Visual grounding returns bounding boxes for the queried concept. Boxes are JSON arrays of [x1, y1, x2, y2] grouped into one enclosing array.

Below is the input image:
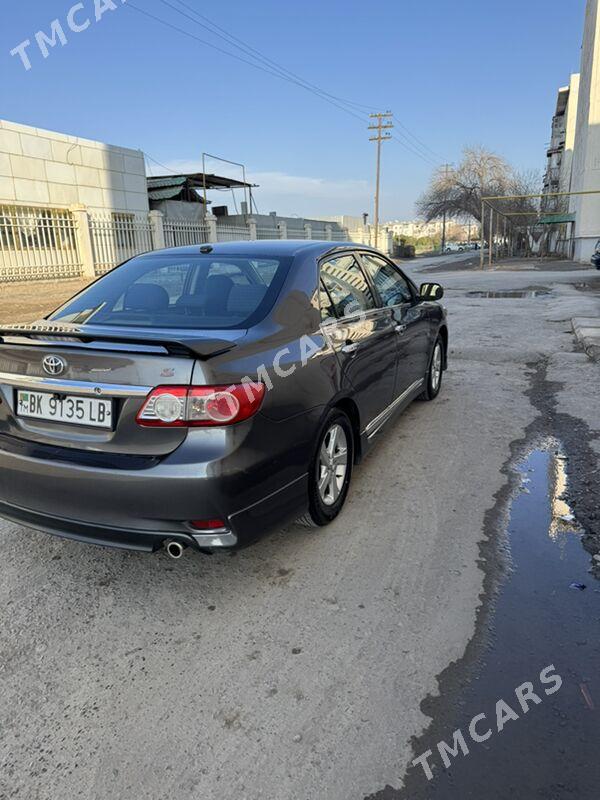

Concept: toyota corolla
[[0, 241, 447, 557]]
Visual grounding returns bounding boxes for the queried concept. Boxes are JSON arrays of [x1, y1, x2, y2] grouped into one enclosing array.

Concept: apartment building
[[569, 0, 600, 261], [547, 1, 600, 262], [543, 75, 580, 196]]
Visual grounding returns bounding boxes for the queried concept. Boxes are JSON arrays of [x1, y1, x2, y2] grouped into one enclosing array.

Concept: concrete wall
[[224, 212, 346, 236], [571, 0, 600, 262], [313, 215, 365, 230], [0, 119, 148, 214]]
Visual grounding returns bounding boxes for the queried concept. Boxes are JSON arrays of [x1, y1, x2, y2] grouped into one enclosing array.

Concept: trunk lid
[[0, 322, 243, 457]]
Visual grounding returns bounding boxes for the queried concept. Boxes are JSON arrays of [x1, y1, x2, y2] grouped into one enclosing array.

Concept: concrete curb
[[572, 317, 600, 361]]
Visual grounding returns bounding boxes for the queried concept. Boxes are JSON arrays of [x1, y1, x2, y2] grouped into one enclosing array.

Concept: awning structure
[[147, 173, 257, 204], [538, 213, 576, 225]]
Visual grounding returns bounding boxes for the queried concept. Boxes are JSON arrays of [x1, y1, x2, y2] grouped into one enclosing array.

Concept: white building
[[313, 215, 367, 231], [568, 0, 600, 262], [381, 219, 477, 241], [543, 76, 580, 196], [561, 74, 580, 193], [382, 220, 440, 238], [0, 118, 355, 284], [0, 119, 148, 214]]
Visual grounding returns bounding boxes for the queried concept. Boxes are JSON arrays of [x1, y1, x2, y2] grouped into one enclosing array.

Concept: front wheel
[[298, 410, 353, 528], [419, 337, 444, 401]]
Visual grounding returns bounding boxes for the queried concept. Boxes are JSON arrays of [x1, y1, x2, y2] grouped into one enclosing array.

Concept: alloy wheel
[[431, 342, 442, 392], [317, 424, 349, 506]]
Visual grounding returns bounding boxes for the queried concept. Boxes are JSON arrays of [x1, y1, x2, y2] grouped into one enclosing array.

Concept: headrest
[[124, 283, 170, 312]]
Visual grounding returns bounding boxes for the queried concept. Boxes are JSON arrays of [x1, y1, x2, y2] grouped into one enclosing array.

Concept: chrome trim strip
[[191, 530, 238, 548], [229, 472, 309, 519], [364, 379, 424, 438], [0, 372, 152, 398], [0, 337, 169, 355]]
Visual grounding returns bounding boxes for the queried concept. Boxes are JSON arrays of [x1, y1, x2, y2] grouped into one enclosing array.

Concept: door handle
[[341, 342, 359, 355], [395, 324, 407, 334]]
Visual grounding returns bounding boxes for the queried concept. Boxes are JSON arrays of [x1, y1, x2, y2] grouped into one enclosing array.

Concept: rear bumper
[[0, 498, 210, 552], [0, 471, 308, 553], [0, 419, 314, 552]]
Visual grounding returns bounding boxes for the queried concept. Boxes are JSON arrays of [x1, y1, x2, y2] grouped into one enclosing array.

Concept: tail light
[[189, 518, 226, 530], [136, 383, 265, 427]]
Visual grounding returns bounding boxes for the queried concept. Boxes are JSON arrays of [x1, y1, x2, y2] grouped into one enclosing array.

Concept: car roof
[[142, 240, 384, 259]]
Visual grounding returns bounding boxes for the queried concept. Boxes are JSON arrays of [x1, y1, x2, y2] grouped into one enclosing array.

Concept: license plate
[[16, 390, 113, 429]]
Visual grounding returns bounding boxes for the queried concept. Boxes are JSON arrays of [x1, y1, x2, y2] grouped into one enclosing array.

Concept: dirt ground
[[0, 278, 91, 324]]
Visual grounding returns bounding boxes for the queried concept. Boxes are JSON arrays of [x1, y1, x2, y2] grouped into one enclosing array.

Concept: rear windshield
[[50, 253, 292, 330]]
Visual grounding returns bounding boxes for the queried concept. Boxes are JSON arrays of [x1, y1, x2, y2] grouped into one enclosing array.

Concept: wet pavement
[[2, 265, 600, 799], [366, 443, 600, 799], [466, 288, 552, 298]]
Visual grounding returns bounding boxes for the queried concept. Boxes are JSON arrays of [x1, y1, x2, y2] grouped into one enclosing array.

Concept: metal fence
[[0, 204, 81, 283], [0, 206, 352, 284], [164, 218, 209, 248], [90, 213, 154, 275], [256, 227, 282, 239], [216, 224, 252, 242]]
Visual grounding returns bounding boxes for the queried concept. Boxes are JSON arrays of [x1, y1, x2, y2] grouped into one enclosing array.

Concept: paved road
[[1, 264, 599, 799]]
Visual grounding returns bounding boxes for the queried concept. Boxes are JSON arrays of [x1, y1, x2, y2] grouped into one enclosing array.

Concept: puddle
[[572, 281, 600, 293], [467, 288, 552, 298], [376, 443, 600, 799]]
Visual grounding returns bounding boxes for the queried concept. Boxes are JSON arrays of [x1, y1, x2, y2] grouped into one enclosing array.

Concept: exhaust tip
[[165, 539, 187, 560]]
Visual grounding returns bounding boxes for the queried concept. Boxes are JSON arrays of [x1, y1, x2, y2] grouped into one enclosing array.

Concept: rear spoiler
[[0, 324, 237, 359]]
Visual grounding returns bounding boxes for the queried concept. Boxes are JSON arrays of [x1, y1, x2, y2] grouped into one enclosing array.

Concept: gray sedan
[[0, 241, 447, 557]]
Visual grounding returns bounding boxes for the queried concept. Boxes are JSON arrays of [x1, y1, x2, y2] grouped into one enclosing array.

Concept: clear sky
[[1, 0, 587, 220]]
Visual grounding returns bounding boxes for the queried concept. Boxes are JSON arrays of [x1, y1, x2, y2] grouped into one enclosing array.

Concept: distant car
[[443, 243, 464, 253], [592, 241, 600, 269], [0, 241, 448, 558]]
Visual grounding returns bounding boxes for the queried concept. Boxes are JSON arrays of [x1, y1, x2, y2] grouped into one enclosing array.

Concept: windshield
[[50, 253, 292, 330]]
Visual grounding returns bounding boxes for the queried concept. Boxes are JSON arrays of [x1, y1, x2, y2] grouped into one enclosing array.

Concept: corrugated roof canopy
[[148, 185, 189, 201], [147, 173, 256, 191]]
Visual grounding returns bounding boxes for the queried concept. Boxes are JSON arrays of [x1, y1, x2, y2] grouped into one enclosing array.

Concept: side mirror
[[419, 282, 444, 301]]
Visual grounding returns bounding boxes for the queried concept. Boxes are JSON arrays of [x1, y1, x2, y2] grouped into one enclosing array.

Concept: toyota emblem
[[42, 355, 66, 376]]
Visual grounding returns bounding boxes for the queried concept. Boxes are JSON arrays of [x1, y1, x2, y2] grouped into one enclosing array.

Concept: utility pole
[[369, 112, 393, 249], [480, 199, 485, 269], [439, 163, 454, 254], [489, 207, 494, 268]]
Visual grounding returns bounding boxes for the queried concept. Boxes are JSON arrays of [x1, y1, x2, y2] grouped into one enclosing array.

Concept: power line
[[391, 132, 439, 167], [167, 0, 442, 165], [393, 114, 443, 162], [165, 0, 376, 115], [163, 0, 441, 165], [126, 2, 367, 125], [144, 152, 174, 174], [126, 1, 445, 167]]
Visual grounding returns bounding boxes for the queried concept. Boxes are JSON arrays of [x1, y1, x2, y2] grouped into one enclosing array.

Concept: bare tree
[[416, 147, 514, 227]]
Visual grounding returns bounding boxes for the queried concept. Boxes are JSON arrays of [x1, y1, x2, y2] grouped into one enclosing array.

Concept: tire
[[297, 409, 354, 528], [419, 336, 444, 401]]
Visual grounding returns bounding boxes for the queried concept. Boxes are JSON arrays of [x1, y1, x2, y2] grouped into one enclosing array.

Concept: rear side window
[[320, 254, 376, 319], [359, 253, 414, 306], [50, 254, 291, 330]]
